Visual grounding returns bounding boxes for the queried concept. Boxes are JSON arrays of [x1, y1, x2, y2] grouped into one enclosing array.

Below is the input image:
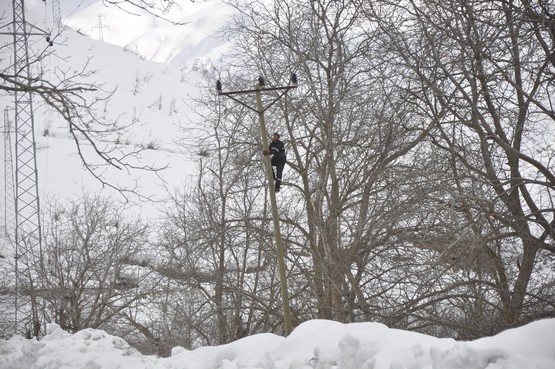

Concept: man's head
[[272, 132, 280, 141]]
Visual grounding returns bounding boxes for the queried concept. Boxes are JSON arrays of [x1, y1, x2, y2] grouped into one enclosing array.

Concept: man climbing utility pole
[[262, 132, 286, 193], [216, 74, 297, 334]]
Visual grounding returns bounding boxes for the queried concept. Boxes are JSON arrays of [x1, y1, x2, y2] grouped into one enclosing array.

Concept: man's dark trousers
[[271, 156, 286, 191]]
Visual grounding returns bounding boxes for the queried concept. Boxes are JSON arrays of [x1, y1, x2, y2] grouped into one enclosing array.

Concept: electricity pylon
[[11, 0, 43, 262], [92, 15, 107, 41], [51, 0, 61, 27], [217, 74, 297, 335], [0, 0, 51, 337]]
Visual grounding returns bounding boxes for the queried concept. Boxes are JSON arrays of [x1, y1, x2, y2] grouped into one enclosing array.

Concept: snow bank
[[1, 319, 554, 369]]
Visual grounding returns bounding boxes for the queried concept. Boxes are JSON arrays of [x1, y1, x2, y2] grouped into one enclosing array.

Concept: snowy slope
[[62, 0, 233, 68], [1, 318, 554, 369], [1, 0, 233, 222]]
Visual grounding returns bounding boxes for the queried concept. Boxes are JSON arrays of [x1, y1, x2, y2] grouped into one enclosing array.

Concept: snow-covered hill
[[63, 0, 233, 67], [0, 0, 233, 222]]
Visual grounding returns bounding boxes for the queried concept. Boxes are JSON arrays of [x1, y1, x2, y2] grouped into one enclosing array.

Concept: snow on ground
[[0, 319, 554, 369]]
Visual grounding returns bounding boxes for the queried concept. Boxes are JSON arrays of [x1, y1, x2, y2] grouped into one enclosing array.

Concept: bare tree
[[364, 0, 555, 334], [224, 0, 438, 323], [99, 0, 188, 19], [39, 194, 153, 333], [518, 0, 555, 69], [128, 84, 286, 346]]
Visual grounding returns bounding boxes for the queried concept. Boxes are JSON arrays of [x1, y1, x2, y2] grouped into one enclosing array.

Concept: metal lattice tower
[[51, 0, 61, 27], [11, 0, 43, 253], [11, 0, 44, 337], [93, 15, 107, 41]]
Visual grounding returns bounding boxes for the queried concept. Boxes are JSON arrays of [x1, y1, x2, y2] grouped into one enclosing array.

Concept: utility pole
[[217, 74, 297, 335]]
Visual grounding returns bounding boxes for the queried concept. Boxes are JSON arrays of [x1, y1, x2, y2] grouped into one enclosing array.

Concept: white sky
[[59, 0, 97, 18]]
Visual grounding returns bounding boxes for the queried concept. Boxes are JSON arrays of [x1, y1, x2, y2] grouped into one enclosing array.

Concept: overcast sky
[[59, 0, 97, 18]]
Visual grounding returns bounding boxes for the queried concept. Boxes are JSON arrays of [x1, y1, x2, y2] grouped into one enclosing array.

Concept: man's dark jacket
[[269, 140, 286, 163]]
